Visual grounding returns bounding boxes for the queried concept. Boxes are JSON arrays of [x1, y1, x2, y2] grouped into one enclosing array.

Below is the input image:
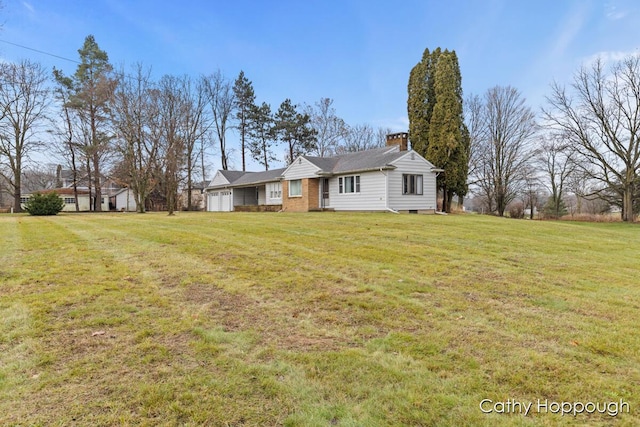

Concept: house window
[[268, 182, 282, 200], [20, 197, 29, 204], [64, 197, 75, 204], [289, 179, 302, 197], [338, 175, 360, 194], [403, 174, 423, 195]]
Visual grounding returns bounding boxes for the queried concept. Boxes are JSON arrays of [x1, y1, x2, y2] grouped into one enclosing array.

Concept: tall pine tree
[[233, 71, 255, 171], [408, 48, 467, 212], [54, 35, 116, 211], [274, 99, 317, 164], [247, 102, 276, 170]]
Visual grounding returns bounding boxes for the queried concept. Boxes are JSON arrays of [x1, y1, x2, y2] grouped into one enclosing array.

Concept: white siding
[[327, 171, 387, 211], [266, 182, 282, 205], [209, 171, 231, 187], [387, 151, 438, 211], [282, 157, 321, 180], [115, 189, 137, 211]]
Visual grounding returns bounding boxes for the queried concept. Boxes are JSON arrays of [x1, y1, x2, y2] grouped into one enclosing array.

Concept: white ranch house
[[205, 133, 443, 213]]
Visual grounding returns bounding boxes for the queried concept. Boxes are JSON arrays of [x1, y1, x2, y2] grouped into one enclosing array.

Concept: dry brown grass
[[1, 212, 639, 425]]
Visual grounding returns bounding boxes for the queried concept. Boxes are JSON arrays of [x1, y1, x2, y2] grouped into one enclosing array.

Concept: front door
[[322, 178, 330, 208]]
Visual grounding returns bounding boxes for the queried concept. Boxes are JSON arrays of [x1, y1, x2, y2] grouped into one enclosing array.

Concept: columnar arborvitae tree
[[233, 71, 255, 171], [407, 47, 441, 156], [409, 48, 467, 212]]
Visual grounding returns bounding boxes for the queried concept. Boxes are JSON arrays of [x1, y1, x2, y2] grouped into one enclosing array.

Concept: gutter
[[315, 164, 397, 177]]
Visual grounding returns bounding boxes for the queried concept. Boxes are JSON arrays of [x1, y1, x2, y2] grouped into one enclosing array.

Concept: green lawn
[[0, 212, 638, 426]]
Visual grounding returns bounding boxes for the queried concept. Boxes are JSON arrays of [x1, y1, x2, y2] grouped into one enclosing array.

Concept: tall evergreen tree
[[428, 52, 461, 212], [274, 99, 317, 163], [233, 71, 255, 171], [54, 35, 116, 211], [407, 47, 441, 156], [247, 102, 276, 170], [408, 48, 468, 212]]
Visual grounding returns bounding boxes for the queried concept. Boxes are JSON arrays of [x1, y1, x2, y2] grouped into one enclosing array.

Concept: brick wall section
[[307, 179, 319, 210], [282, 178, 319, 212]]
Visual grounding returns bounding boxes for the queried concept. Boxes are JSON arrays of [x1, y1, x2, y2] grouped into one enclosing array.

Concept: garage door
[[220, 191, 231, 211], [208, 191, 232, 211]]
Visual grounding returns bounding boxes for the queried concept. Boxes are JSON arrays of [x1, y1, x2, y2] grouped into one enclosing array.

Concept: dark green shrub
[[23, 192, 65, 216], [542, 197, 568, 219]]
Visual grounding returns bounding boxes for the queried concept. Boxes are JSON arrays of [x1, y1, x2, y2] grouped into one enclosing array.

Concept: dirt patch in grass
[[184, 282, 349, 352]]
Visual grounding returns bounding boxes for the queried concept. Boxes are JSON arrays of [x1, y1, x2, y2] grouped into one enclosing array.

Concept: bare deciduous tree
[[110, 64, 158, 213], [473, 86, 537, 216], [336, 124, 385, 153], [181, 76, 210, 211], [0, 60, 50, 212], [544, 55, 640, 222], [305, 98, 348, 157], [156, 75, 186, 215], [203, 71, 234, 171], [537, 133, 576, 218]]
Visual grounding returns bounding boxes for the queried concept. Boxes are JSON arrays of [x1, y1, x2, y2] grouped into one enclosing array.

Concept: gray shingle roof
[[209, 168, 287, 188], [231, 168, 287, 186], [304, 146, 404, 174], [218, 170, 246, 183], [207, 146, 427, 190]]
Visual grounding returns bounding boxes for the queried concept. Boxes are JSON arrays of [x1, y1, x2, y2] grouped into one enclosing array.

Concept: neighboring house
[[205, 133, 443, 213], [179, 181, 208, 211], [113, 187, 138, 212], [21, 188, 109, 212]]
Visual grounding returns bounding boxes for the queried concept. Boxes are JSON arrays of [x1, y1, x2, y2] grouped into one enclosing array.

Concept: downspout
[[381, 167, 398, 214]]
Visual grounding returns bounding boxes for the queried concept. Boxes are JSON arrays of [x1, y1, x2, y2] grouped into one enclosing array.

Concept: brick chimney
[[386, 132, 408, 151]]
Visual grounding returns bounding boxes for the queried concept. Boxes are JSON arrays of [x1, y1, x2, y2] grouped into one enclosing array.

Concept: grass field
[[0, 212, 638, 426]]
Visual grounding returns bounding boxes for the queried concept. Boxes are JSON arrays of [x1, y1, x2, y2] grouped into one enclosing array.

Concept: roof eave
[[321, 165, 397, 176]]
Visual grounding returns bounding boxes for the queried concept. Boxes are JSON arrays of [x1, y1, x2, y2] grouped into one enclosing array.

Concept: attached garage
[[207, 190, 233, 212]]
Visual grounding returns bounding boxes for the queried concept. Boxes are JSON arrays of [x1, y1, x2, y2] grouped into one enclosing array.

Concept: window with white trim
[[268, 182, 282, 199], [402, 174, 423, 195], [338, 175, 360, 193], [64, 197, 75, 204], [288, 179, 302, 197]]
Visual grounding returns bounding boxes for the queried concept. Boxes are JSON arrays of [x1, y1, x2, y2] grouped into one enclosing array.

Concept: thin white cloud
[[22, 1, 34, 13], [605, 1, 629, 20], [549, 3, 590, 59], [583, 49, 640, 67]]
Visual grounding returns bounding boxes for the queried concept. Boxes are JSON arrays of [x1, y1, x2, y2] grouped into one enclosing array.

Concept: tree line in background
[[0, 35, 391, 213], [408, 47, 640, 222], [3, 35, 639, 221]]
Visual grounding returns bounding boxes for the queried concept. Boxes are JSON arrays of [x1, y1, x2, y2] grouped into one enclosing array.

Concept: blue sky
[[1, 0, 639, 170]]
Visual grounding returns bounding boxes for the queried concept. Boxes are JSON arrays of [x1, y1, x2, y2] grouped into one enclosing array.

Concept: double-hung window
[[402, 174, 423, 195], [338, 175, 360, 194], [268, 182, 282, 199]]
